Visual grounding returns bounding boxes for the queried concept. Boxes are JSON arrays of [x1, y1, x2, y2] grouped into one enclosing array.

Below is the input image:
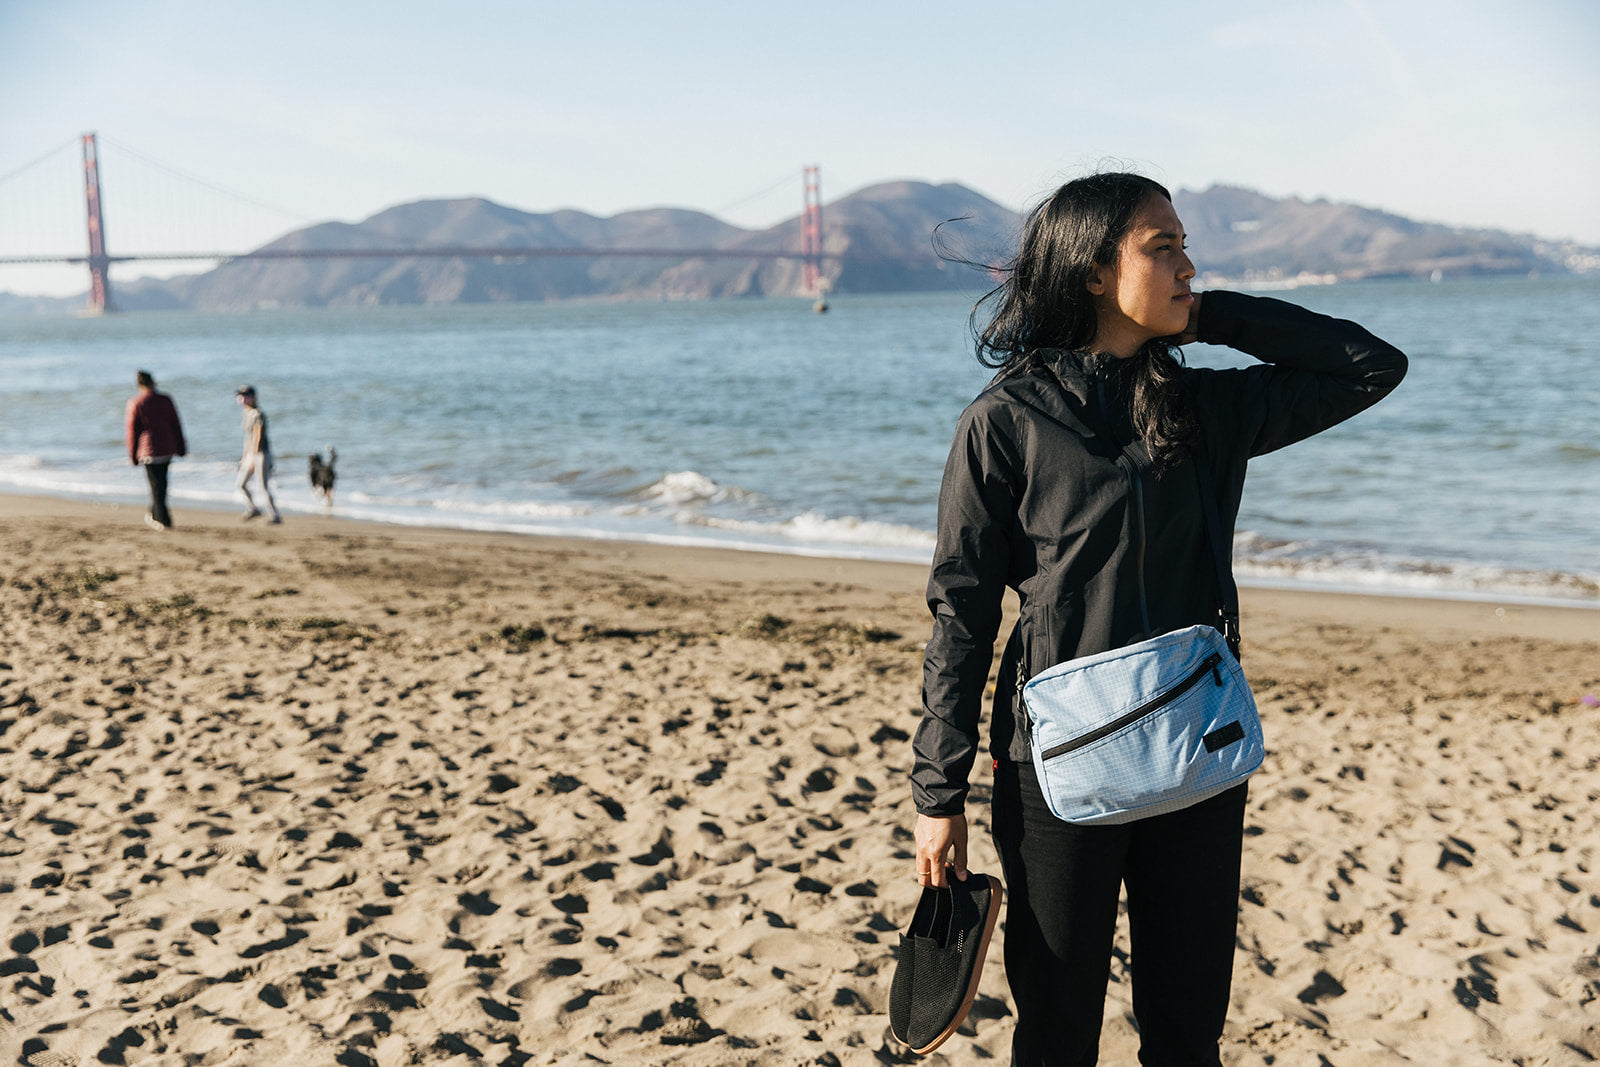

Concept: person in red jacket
[[125, 370, 187, 530]]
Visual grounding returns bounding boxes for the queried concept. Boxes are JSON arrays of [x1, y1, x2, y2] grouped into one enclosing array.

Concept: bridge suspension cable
[[0, 137, 81, 189], [97, 135, 315, 225], [713, 168, 806, 219], [0, 138, 84, 258], [94, 136, 319, 270]]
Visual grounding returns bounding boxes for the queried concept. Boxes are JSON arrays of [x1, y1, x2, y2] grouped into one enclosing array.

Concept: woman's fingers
[[913, 813, 968, 887], [950, 836, 970, 882], [916, 832, 945, 887]]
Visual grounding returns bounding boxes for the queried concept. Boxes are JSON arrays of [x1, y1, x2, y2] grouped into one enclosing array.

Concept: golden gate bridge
[[0, 134, 832, 314]]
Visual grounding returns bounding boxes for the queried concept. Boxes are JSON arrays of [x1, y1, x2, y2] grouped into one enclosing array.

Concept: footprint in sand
[[630, 831, 673, 866], [560, 988, 599, 1012], [869, 723, 909, 746], [458, 890, 499, 916], [1296, 970, 1347, 1005], [810, 726, 859, 759], [478, 996, 520, 1022], [1453, 957, 1499, 1009], [591, 793, 626, 821], [802, 766, 837, 795], [366, 986, 418, 1013], [1436, 836, 1475, 870], [238, 927, 308, 959], [552, 893, 588, 915]]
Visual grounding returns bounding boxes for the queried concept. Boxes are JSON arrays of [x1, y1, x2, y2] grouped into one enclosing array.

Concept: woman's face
[[1086, 194, 1196, 358]]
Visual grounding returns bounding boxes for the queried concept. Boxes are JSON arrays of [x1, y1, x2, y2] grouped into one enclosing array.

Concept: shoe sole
[[908, 873, 1003, 1055]]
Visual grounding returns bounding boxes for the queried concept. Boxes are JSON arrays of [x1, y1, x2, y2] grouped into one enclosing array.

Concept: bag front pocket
[[1039, 652, 1222, 762]]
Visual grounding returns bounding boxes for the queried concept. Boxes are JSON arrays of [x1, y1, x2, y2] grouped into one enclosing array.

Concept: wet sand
[[2, 494, 1597, 1065]]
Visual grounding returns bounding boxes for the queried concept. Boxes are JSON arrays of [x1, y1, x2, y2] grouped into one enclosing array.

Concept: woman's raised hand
[[1173, 291, 1203, 346]]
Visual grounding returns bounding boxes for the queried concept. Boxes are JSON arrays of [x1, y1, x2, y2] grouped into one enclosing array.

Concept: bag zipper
[[1037, 651, 1223, 761]]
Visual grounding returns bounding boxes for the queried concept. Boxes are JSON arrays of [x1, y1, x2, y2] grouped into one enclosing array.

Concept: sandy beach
[[1, 494, 1597, 1066]]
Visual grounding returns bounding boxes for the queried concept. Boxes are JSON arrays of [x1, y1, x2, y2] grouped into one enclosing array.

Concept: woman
[[235, 385, 281, 524], [911, 173, 1406, 1064]]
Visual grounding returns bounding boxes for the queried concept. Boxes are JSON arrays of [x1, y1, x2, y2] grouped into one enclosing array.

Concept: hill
[[6, 181, 1597, 313], [0, 291, 81, 316], [1174, 185, 1599, 284], [110, 182, 1018, 312]]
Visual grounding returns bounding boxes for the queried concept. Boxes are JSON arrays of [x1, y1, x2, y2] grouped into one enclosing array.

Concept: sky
[[2, 0, 1598, 296]]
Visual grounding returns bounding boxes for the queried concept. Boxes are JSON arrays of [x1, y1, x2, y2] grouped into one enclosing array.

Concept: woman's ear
[[1085, 264, 1109, 297]]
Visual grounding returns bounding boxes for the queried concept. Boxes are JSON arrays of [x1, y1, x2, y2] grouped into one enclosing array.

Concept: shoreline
[[3, 491, 1599, 1062], [5, 487, 1598, 623]]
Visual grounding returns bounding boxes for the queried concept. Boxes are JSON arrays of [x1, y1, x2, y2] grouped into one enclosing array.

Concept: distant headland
[[3, 181, 1595, 315]]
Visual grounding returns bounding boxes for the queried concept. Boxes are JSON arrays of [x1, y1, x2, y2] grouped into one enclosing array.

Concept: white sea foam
[[1232, 530, 1600, 605], [341, 491, 592, 519], [641, 470, 721, 505], [636, 470, 755, 508], [0, 458, 146, 500], [443, 499, 593, 519], [698, 509, 937, 551]]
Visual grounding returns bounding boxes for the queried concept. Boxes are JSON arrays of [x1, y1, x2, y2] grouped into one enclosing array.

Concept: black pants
[[144, 460, 172, 527], [992, 758, 1247, 1066]]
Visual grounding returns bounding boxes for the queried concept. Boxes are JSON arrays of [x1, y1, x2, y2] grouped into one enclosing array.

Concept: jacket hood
[[984, 349, 1137, 443], [1048, 348, 1139, 391]]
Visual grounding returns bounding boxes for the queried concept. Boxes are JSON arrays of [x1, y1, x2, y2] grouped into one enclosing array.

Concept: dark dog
[[308, 447, 337, 506]]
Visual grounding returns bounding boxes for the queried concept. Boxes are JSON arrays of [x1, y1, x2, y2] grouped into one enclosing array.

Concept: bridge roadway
[[0, 245, 860, 266]]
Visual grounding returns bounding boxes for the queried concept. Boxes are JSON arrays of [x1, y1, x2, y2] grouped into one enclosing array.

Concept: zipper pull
[[1209, 655, 1223, 687]]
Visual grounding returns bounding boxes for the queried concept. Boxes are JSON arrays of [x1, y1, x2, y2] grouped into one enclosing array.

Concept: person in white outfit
[[235, 385, 280, 523]]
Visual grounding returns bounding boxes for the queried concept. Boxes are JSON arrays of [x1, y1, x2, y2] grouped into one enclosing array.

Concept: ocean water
[[1, 276, 1595, 604]]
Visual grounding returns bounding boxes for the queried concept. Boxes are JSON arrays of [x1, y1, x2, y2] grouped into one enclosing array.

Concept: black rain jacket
[[912, 290, 1408, 816]]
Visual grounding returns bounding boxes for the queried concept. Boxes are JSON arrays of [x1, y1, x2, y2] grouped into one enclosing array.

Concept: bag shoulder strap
[[1191, 440, 1242, 660]]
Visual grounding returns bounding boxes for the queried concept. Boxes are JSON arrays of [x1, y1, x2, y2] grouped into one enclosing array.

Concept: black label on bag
[[1203, 721, 1245, 753]]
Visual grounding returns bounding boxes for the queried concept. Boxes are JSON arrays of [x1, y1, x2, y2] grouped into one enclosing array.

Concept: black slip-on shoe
[[888, 872, 1002, 1055]]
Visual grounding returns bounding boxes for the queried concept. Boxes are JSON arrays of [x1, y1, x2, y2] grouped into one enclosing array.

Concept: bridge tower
[[82, 132, 114, 314], [800, 165, 823, 295]]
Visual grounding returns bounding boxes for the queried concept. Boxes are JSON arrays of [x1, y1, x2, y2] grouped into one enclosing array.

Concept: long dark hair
[[972, 172, 1198, 468]]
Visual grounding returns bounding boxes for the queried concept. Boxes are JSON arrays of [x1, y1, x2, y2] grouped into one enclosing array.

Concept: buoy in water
[[813, 298, 829, 313]]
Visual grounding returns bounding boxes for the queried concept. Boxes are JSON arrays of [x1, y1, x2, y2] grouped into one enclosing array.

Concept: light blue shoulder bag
[[1021, 441, 1263, 824]]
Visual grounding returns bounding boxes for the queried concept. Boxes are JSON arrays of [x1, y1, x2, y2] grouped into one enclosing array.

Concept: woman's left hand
[[1169, 291, 1203, 346]]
